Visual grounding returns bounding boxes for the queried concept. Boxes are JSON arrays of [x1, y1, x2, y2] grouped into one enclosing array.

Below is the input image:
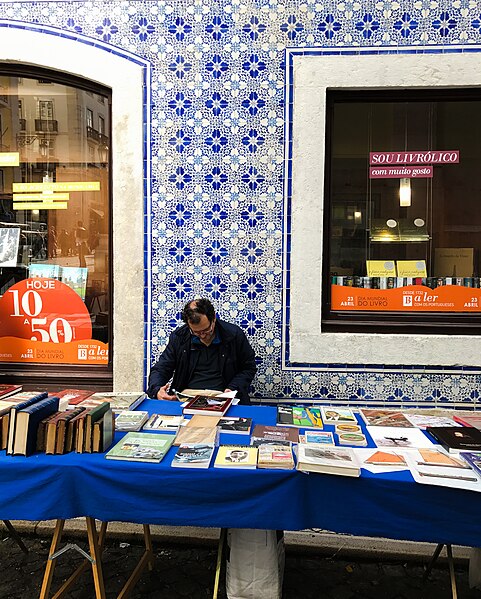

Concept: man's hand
[[157, 384, 177, 400], [224, 389, 232, 393]]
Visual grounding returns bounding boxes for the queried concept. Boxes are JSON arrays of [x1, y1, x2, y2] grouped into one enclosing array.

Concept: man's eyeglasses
[[189, 320, 215, 338]]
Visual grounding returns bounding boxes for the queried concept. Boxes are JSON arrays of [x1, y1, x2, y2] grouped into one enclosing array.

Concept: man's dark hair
[[182, 298, 215, 325]]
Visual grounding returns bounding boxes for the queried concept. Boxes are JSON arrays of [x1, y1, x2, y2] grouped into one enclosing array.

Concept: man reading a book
[[147, 298, 256, 404]]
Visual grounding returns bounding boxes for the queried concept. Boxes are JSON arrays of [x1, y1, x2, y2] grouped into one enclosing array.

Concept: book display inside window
[[325, 89, 481, 331]]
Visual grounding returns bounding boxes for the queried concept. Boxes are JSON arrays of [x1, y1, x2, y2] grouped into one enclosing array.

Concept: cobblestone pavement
[[0, 533, 480, 599]]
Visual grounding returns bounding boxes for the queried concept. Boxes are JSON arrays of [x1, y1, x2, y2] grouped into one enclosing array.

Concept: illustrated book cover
[[54, 389, 95, 406], [115, 410, 149, 432], [426, 426, 481, 454], [298, 431, 334, 446], [214, 445, 258, 469], [460, 452, 481, 478], [218, 417, 252, 435], [186, 414, 221, 428], [89, 392, 146, 413], [143, 414, 186, 430], [276, 406, 323, 429], [320, 407, 357, 424], [296, 445, 360, 477], [359, 409, 413, 428], [367, 426, 435, 450], [171, 444, 215, 468], [59, 266, 88, 300], [453, 413, 481, 430], [403, 413, 460, 430], [0, 227, 20, 267], [173, 426, 219, 447], [105, 432, 174, 463], [251, 424, 298, 444], [182, 395, 232, 416], [336, 432, 368, 447], [362, 450, 407, 466], [257, 444, 294, 470], [29, 263, 61, 279]]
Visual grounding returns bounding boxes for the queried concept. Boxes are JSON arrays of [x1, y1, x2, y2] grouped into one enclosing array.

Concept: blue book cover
[[6, 391, 48, 454], [12, 396, 60, 456]]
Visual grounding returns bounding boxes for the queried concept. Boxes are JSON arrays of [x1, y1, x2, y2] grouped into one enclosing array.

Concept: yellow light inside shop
[[13, 181, 100, 193], [0, 152, 20, 166], [13, 202, 68, 210]]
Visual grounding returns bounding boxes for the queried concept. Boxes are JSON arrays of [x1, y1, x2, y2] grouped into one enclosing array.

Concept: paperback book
[[276, 406, 323, 429], [251, 424, 298, 444], [359, 409, 413, 428], [143, 414, 186, 430], [29, 263, 61, 279], [460, 452, 481, 478], [336, 432, 368, 447], [218, 417, 252, 435], [298, 431, 335, 446], [60, 266, 88, 300], [115, 410, 149, 432], [182, 395, 232, 416], [320, 407, 357, 424], [257, 444, 294, 470], [171, 444, 215, 469], [88, 392, 146, 413], [173, 426, 219, 447], [403, 413, 460, 430], [105, 432, 174, 463], [296, 445, 360, 477], [214, 445, 258, 469], [405, 451, 481, 490], [362, 450, 407, 466], [335, 423, 362, 434], [453, 413, 481, 430], [367, 426, 435, 450]]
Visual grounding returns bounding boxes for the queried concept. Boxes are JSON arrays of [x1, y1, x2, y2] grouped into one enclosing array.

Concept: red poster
[[331, 284, 481, 312], [0, 279, 108, 364]]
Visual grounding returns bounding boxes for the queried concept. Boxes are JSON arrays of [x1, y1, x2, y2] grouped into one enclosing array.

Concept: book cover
[[6, 391, 49, 455], [106, 432, 174, 463], [404, 413, 460, 430], [214, 445, 258, 469], [336, 432, 367, 447], [251, 424, 298, 444], [144, 414, 186, 430], [60, 266, 88, 300], [276, 406, 323, 429], [426, 426, 481, 454], [182, 395, 232, 416], [37, 411, 60, 452], [115, 410, 149, 432], [363, 450, 407, 466], [296, 445, 360, 477], [218, 417, 252, 435], [44, 411, 66, 454], [186, 415, 221, 428], [54, 389, 95, 406], [13, 396, 60, 456], [89, 392, 146, 413], [321, 407, 357, 424], [29, 263, 61, 279], [257, 444, 294, 470], [416, 448, 468, 468], [359, 409, 413, 428], [67, 409, 88, 453], [0, 227, 20, 267], [460, 452, 481, 478], [367, 426, 435, 450], [171, 444, 215, 468], [453, 413, 481, 430], [302, 431, 335, 446], [174, 426, 219, 447], [334, 423, 362, 434], [250, 438, 292, 448], [55, 407, 86, 454], [0, 384, 22, 399], [93, 410, 115, 453]]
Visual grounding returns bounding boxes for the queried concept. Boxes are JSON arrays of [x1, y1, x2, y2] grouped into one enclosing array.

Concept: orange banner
[[331, 284, 481, 312], [0, 278, 108, 364]]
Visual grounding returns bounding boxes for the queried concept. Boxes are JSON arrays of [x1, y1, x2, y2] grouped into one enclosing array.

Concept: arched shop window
[[0, 67, 112, 390], [323, 89, 481, 335]]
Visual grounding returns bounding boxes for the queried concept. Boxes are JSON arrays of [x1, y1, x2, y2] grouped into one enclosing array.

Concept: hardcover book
[[105, 432, 174, 463], [12, 396, 60, 456], [88, 392, 146, 413], [54, 389, 95, 406], [296, 445, 360, 477], [426, 426, 481, 454], [143, 414, 186, 431], [359, 409, 413, 428], [214, 445, 258, 469], [218, 417, 252, 435], [55, 407, 86, 454], [44, 411, 68, 454], [0, 384, 22, 399], [84, 402, 111, 453], [276, 406, 323, 429], [171, 444, 215, 469], [320, 407, 357, 424], [182, 395, 232, 416], [6, 391, 49, 455], [115, 410, 149, 432], [92, 410, 115, 453], [257, 444, 294, 470], [336, 432, 368, 447], [250, 438, 292, 449], [251, 424, 298, 444]]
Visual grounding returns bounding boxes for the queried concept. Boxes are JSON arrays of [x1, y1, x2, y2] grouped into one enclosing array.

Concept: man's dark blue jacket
[[147, 319, 256, 404]]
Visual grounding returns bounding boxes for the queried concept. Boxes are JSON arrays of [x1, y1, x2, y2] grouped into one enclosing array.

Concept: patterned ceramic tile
[[1, 0, 481, 404]]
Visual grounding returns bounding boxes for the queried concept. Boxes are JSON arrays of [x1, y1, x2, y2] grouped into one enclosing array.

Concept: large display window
[[0, 67, 111, 387], [324, 89, 481, 333]]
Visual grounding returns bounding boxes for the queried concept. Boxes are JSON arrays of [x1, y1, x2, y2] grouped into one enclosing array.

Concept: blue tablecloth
[[1, 399, 480, 547]]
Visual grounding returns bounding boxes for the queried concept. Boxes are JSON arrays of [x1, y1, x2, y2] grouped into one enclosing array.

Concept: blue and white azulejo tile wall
[[1, 0, 481, 405]]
